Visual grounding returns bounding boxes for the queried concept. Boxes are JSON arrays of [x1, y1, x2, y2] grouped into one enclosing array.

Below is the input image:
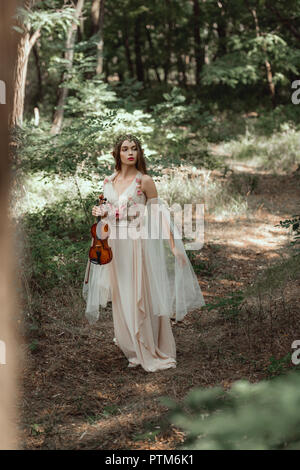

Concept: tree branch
[[29, 28, 41, 49]]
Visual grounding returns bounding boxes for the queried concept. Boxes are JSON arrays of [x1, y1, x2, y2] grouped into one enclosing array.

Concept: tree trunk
[[193, 0, 205, 86], [164, 0, 176, 83], [96, 0, 105, 75], [245, 0, 276, 108], [177, 54, 187, 87], [215, 0, 227, 58], [134, 15, 144, 83], [0, 0, 19, 450], [145, 26, 161, 83], [122, 20, 134, 78], [11, 31, 31, 128], [10, 0, 41, 128], [51, 0, 85, 135], [91, 0, 101, 34], [32, 43, 42, 105]]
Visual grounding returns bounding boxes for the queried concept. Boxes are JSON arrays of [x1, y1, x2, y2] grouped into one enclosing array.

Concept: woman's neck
[[116, 166, 139, 179]]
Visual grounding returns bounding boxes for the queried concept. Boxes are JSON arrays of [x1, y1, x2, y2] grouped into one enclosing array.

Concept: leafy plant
[[275, 214, 300, 253], [203, 290, 245, 319], [161, 370, 300, 449], [266, 353, 295, 377], [101, 405, 119, 418]]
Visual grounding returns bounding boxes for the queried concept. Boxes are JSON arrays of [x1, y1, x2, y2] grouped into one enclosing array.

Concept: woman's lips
[[128, 157, 134, 160]]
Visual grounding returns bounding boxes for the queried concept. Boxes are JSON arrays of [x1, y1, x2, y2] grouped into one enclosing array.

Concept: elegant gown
[[82, 170, 205, 372]]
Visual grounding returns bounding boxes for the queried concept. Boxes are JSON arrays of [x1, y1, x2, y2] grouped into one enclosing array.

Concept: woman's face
[[119, 140, 138, 167]]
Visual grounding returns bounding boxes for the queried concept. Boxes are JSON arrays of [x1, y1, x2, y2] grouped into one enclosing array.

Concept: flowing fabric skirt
[[108, 235, 177, 372]]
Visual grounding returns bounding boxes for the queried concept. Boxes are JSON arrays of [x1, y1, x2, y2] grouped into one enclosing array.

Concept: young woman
[[83, 134, 205, 372]]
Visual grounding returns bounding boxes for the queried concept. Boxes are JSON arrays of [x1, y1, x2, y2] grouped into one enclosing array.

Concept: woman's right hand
[[92, 205, 107, 217]]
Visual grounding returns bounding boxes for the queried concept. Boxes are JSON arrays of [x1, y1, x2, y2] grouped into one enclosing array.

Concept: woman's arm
[[140, 174, 158, 200], [140, 175, 175, 252]]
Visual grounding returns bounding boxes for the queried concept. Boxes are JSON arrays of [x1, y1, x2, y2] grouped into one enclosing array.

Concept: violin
[[85, 194, 113, 284]]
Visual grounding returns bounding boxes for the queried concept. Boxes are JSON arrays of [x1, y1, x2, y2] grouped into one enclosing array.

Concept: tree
[[92, 0, 106, 76], [51, 0, 85, 135], [0, 0, 19, 450], [244, 0, 276, 108], [10, 0, 77, 129], [10, 0, 41, 128]]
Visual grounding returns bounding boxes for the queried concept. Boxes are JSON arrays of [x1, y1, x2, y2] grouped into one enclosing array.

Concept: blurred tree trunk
[[92, 0, 106, 75], [177, 54, 187, 87], [193, 0, 205, 87], [0, 0, 19, 450], [91, 0, 100, 34], [163, 0, 173, 83], [215, 0, 227, 58], [134, 14, 144, 83], [122, 19, 134, 78], [10, 0, 41, 128], [51, 0, 85, 135], [32, 43, 42, 106], [145, 26, 161, 83], [244, 0, 276, 108], [96, 0, 105, 75]]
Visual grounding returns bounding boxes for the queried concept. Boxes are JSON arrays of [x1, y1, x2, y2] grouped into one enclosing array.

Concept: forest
[[1, 0, 300, 451]]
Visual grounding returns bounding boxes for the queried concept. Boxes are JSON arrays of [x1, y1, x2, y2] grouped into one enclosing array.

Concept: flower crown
[[114, 133, 142, 148]]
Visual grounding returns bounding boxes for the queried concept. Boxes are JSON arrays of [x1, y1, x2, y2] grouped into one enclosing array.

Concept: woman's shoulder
[[140, 173, 158, 198], [140, 173, 155, 184], [103, 172, 116, 185]]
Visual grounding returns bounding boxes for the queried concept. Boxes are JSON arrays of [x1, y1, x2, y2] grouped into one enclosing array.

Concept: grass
[[219, 124, 300, 173]]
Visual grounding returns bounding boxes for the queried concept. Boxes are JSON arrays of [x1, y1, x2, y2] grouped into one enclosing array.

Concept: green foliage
[[15, 115, 114, 177], [152, 87, 212, 129], [248, 34, 300, 77], [252, 105, 300, 137], [201, 52, 259, 88], [203, 290, 245, 319], [14, 3, 77, 37], [111, 78, 148, 112], [275, 215, 300, 253], [132, 421, 162, 442], [21, 194, 95, 291], [186, 252, 213, 276], [28, 339, 39, 352], [161, 371, 300, 449], [266, 353, 296, 378], [101, 405, 119, 418]]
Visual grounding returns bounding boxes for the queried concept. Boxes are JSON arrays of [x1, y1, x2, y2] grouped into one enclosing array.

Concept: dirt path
[[20, 164, 300, 450]]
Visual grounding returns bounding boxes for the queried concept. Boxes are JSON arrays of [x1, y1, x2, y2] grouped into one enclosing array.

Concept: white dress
[[82, 170, 205, 372]]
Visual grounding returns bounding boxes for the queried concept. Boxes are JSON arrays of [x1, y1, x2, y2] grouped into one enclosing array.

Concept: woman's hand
[[171, 246, 187, 267], [92, 205, 107, 217]]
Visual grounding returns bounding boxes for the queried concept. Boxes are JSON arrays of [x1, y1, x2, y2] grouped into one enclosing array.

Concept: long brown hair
[[112, 134, 148, 175]]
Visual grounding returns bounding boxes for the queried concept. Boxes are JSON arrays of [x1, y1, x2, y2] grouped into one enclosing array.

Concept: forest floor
[[19, 159, 300, 450]]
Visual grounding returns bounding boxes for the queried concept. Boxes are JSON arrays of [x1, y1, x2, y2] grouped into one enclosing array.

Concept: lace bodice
[[102, 171, 147, 225]]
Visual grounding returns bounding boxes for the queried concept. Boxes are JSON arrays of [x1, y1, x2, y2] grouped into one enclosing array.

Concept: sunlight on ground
[[207, 210, 291, 260]]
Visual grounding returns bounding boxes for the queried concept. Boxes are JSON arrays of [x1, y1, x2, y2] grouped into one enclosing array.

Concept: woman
[[83, 134, 205, 372]]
